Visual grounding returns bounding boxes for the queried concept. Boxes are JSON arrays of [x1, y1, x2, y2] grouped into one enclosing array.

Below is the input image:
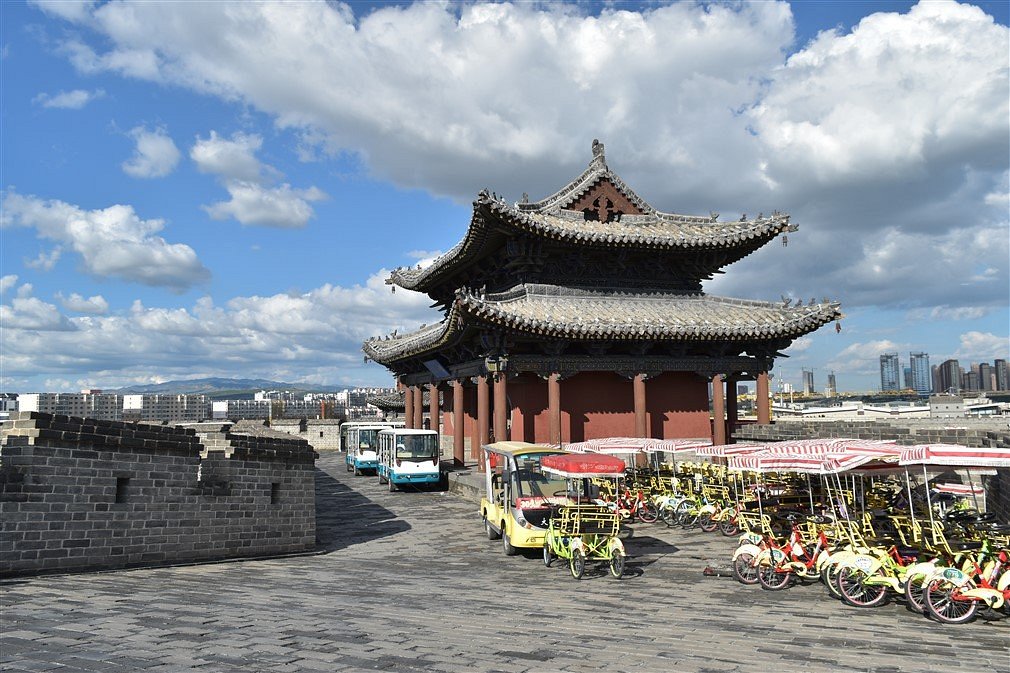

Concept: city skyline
[[3, 1, 1008, 395]]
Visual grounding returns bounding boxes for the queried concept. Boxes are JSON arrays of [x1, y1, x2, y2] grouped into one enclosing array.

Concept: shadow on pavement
[[314, 467, 411, 553]]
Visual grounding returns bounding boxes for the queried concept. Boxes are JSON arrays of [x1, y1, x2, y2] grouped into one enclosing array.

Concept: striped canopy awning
[[696, 442, 765, 457], [934, 482, 985, 496], [565, 437, 710, 454], [899, 444, 1010, 468], [728, 452, 832, 474]]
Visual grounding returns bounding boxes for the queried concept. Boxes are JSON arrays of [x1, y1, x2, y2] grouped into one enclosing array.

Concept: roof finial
[[590, 138, 607, 169]]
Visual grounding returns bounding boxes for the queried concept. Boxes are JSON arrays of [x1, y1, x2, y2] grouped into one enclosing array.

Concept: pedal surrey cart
[[540, 452, 628, 580]]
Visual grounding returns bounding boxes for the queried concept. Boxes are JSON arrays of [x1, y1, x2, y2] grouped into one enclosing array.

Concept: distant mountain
[[112, 377, 335, 395]]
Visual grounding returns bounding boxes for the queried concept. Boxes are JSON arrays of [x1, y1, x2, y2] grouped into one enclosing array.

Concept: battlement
[[1, 412, 317, 576]]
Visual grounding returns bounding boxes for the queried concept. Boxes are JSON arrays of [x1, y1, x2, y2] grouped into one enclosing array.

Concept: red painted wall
[[500, 370, 711, 443], [645, 371, 711, 439]]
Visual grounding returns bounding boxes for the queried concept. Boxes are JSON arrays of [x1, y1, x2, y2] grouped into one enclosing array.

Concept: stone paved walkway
[[2, 453, 1007, 672]]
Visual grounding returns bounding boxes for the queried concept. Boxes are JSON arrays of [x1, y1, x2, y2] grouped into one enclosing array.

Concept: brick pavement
[[2, 452, 1007, 673]]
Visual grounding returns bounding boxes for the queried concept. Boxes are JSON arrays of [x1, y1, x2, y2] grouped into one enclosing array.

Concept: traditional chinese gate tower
[[364, 141, 841, 465]]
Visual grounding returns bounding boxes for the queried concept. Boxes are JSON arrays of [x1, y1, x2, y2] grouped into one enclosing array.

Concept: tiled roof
[[388, 142, 795, 293], [363, 284, 842, 365], [365, 390, 434, 411], [389, 195, 794, 292]]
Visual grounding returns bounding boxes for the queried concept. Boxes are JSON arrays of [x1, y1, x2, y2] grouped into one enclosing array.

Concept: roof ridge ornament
[[590, 138, 607, 170]]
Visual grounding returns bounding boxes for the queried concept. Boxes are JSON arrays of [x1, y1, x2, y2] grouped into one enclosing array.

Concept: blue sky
[[1, 0, 1007, 394]]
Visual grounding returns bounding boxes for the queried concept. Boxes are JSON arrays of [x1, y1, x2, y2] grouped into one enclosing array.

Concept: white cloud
[[0, 285, 76, 331], [905, 305, 993, 321], [191, 131, 326, 227], [32, 88, 104, 109], [954, 331, 1009, 361], [1, 269, 436, 388], [826, 339, 905, 376], [191, 131, 266, 182], [784, 337, 812, 354], [24, 247, 62, 271], [36, 1, 1008, 315], [30, 0, 97, 23], [56, 292, 109, 314], [1, 191, 211, 291], [0, 275, 18, 294], [122, 126, 181, 178], [203, 181, 326, 228]]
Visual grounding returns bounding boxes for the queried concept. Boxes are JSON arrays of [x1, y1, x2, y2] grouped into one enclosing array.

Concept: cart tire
[[388, 477, 397, 492], [378, 471, 387, 485], [354, 465, 361, 476], [346, 460, 352, 472], [484, 515, 500, 540], [837, 567, 889, 608], [823, 563, 844, 599], [502, 530, 517, 556], [732, 552, 759, 585], [924, 578, 978, 624], [904, 573, 927, 613], [543, 543, 553, 568], [758, 563, 792, 591], [637, 502, 659, 524], [570, 549, 585, 579], [610, 551, 625, 579], [718, 518, 739, 537]]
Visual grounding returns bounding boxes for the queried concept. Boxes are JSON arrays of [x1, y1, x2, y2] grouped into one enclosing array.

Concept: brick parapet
[[1, 412, 316, 577]]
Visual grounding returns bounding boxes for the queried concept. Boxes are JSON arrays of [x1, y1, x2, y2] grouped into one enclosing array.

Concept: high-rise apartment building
[[996, 359, 1009, 391], [962, 371, 979, 392], [909, 352, 931, 396], [826, 372, 837, 397], [879, 353, 900, 392], [19, 392, 123, 421], [937, 359, 961, 394], [978, 362, 993, 392], [802, 369, 815, 395]]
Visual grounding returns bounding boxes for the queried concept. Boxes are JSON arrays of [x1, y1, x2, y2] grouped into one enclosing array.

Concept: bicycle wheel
[[923, 579, 978, 624], [822, 562, 844, 599], [570, 549, 586, 580], [903, 573, 927, 613], [543, 542, 554, 568], [637, 501, 659, 524], [659, 504, 678, 527], [758, 561, 792, 591], [837, 567, 889, 608], [610, 551, 625, 579], [698, 513, 718, 533], [718, 517, 739, 537], [732, 552, 760, 585]]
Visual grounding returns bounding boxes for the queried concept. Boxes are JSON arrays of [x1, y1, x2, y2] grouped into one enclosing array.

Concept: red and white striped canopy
[[934, 482, 985, 496], [696, 443, 765, 457], [899, 444, 1010, 468], [728, 452, 831, 474], [565, 437, 710, 454]]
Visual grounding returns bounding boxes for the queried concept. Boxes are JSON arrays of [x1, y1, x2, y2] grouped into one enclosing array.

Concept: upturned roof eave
[[386, 194, 794, 294]]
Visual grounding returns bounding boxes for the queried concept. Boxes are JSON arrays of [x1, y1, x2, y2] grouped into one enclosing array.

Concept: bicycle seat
[[806, 515, 832, 525]]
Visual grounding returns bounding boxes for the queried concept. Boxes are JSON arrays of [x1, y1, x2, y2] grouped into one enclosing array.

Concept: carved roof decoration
[[389, 195, 796, 293], [365, 389, 436, 411], [363, 284, 842, 366]]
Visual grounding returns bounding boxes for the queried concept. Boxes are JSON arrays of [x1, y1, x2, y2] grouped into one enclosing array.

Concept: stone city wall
[[732, 419, 1010, 523], [1, 412, 317, 577], [269, 418, 342, 451]]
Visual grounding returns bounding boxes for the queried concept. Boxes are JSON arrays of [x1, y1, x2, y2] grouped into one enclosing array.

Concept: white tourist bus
[[376, 428, 442, 491], [345, 424, 397, 475], [340, 420, 402, 452]]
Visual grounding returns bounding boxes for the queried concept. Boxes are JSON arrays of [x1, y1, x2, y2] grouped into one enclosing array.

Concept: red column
[[428, 383, 439, 433], [633, 373, 647, 438], [757, 372, 771, 425], [477, 375, 489, 472], [548, 373, 561, 446], [726, 376, 738, 440], [452, 380, 464, 466], [493, 375, 508, 443], [712, 374, 726, 446], [404, 386, 415, 429], [413, 385, 424, 431]]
